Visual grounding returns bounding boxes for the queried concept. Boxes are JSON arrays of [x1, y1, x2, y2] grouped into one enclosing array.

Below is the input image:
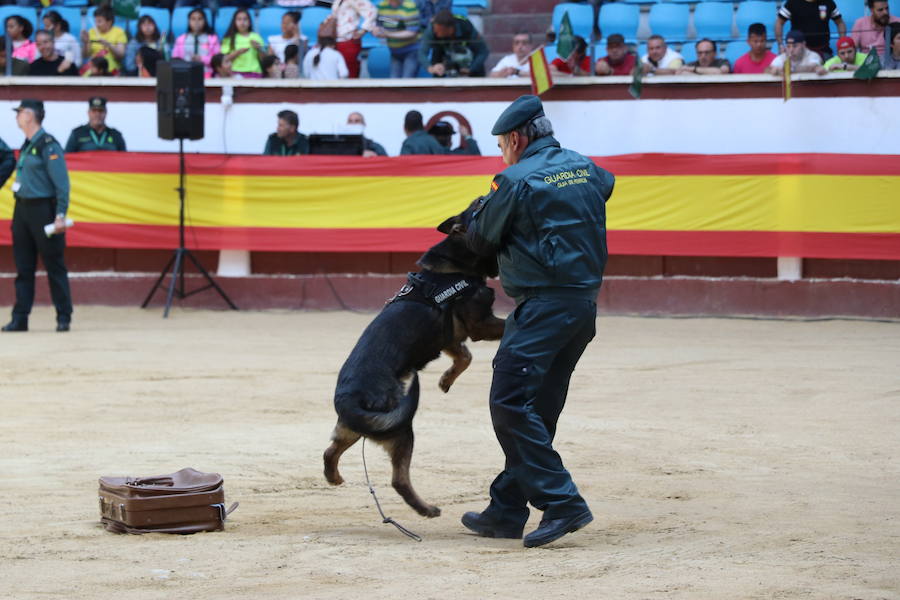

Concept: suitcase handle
[[127, 477, 174, 487]]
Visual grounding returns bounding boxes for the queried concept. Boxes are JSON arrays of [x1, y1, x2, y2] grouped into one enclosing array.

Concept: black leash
[[361, 439, 422, 542]]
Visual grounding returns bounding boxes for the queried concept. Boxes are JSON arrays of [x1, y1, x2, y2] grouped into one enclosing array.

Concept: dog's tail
[[336, 373, 420, 435]]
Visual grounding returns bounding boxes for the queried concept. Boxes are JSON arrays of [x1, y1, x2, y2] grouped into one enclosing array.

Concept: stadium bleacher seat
[[552, 2, 596, 40], [257, 7, 288, 41], [451, 0, 487, 7], [622, 0, 657, 5], [451, 6, 469, 17], [300, 6, 330, 45], [39, 6, 82, 35], [736, 1, 779, 39], [649, 3, 690, 43], [128, 7, 171, 38], [62, 0, 87, 6], [544, 45, 559, 64], [0, 6, 38, 40], [171, 7, 214, 40], [724, 42, 748, 66], [693, 2, 736, 41], [832, 0, 866, 34], [598, 3, 640, 43], [636, 42, 647, 60], [680, 41, 697, 64], [214, 6, 238, 40], [366, 44, 391, 78]]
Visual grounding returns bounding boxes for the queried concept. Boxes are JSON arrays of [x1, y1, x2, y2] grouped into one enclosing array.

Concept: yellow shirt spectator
[[87, 26, 127, 73]]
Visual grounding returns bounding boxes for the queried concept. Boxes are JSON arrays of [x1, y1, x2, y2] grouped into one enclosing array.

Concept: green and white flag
[[113, 0, 139, 20], [853, 48, 881, 80], [629, 61, 643, 99], [557, 12, 574, 60]]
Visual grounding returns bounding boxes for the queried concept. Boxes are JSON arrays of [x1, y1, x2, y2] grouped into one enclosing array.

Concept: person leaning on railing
[[883, 22, 900, 69]]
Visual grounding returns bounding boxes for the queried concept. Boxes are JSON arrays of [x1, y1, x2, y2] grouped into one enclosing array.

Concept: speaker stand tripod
[[141, 139, 238, 318]]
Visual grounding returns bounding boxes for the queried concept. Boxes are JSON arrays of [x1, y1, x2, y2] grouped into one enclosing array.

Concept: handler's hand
[[53, 215, 68, 233]]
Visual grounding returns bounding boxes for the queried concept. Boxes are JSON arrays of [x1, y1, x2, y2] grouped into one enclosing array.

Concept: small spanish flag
[[529, 47, 554, 96], [490, 179, 499, 192]]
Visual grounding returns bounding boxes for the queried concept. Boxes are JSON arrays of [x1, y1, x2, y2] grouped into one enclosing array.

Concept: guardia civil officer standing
[[2, 100, 73, 332], [462, 95, 614, 548]]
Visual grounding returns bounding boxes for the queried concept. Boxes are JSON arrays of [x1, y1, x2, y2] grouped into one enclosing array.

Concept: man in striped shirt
[[374, 0, 422, 77]]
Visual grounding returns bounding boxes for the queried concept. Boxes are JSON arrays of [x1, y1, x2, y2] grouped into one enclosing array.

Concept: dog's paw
[[422, 505, 441, 518], [324, 470, 344, 486], [438, 374, 454, 393]]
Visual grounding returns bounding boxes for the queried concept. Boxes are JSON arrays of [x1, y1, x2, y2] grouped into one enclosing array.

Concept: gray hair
[[512, 115, 553, 140]]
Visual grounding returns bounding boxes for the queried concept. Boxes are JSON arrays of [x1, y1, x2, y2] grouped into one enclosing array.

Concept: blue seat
[[649, 3, 690, 43], [366, 44, 391, 78], [360, 31, 380, 49], [831, 0, 864, 35], [300, 6, 330, 45], [257, 7, 287, 41], [724, 41, 748, 66], [128, 7, 171, 38], [171, 7, 214, 40], [0, 7, 38, 40], [552, 2, 595, 40], [637, 42, 647, 61], [622, 0, 657, 5], [451, 6, 468, 17], [598, 3, 639, 43], [451, 0, 487, 7], [39, 6, 82, 34], [63, 0, 88, 6], [693, 2, 735, 41], [736, 1, 778, 39], [214, 6, 238, 41]]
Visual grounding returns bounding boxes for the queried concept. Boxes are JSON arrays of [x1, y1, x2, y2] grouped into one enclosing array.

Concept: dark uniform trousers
[[485, 292, 596, 529], [11, 196, 72, 321]]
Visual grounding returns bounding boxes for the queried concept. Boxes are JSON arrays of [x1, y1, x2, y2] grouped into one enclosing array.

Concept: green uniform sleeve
[[263, 135, 275, 155], [466, 174, 518, 256], [114, 130, 126, 151], [44, 140, 70, 215], [297, 135, 309, 155], [399, 138, 412, 155], [64, 129, 79, 153], [0, 138, 14, 189]]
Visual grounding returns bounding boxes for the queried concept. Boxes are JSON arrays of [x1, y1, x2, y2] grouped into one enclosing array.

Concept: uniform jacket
[[263, 132, 310, 156], [16, 128, 70, 215], [0, 137, 15, 189], [65, 125, 127, 152], [400, 130, 446, 155], [364, 136, 388, 156], [467, 135, 614, 303]]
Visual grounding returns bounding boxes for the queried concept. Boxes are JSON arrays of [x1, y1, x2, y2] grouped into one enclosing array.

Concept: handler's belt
[[388, 271, 484, 308], [14, 195, 55, 202]]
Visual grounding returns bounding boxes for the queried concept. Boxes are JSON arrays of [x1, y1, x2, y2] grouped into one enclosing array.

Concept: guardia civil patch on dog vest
[[388, 272, 484, 308]]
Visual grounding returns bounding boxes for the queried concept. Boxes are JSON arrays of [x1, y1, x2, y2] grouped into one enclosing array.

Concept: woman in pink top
[[6, 16, 37, 63], [171, 9, 221, 78], [331, 0, 377, 78]]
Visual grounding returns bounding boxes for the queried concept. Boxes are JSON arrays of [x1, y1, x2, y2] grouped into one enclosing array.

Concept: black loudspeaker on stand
[[142, 60, 237, 317]]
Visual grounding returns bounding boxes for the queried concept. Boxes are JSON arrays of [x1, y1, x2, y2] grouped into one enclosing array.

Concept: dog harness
[[388, 271, 485, 308]]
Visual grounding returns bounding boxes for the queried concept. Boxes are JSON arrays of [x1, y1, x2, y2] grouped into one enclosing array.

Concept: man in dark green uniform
[[263, 110, 309, 156], [400, 110, 446, 155], [3, 100, 73, 332], [461, 95, 615, 548], [428, 120, 481, 155], [64, 97, 127, 153]]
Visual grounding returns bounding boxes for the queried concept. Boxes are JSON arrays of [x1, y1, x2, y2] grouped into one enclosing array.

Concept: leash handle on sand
[[361, 439, 422, 542]]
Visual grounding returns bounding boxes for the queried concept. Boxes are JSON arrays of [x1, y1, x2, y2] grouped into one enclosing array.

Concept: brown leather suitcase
[[98, 468, 238, 534]]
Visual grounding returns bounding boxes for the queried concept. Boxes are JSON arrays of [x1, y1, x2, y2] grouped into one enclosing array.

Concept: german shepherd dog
[[323, 199, 505, 518]]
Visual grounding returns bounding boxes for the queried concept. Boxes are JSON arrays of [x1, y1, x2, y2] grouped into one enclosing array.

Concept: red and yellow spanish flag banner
[[1, 152, 898, 260], [529, 47, 554, 96]]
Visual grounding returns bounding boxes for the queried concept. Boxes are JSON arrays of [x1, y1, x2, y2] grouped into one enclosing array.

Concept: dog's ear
[[437, 215, 460, 234]]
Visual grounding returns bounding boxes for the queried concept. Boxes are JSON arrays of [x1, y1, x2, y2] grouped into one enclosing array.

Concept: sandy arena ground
[[0, 305, 898, 599]]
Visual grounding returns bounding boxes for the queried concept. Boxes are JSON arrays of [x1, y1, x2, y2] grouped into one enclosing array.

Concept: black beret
[[13, 99, 44, 113], [491, 95, 545, 135]]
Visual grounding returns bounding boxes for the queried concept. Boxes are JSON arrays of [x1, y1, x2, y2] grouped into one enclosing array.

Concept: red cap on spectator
[[837, 36, 855, 51]]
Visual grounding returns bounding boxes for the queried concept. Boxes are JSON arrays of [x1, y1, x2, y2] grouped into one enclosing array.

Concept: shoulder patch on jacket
[[490, 179, 499, 192]]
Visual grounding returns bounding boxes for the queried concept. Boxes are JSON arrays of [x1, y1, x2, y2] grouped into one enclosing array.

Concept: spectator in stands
[[347, 112, 388, 156], [135, 46, 162, 78], [42, 11, 81, 68], [211, 53, 234, 78], [6, 16, 36, 64], [766, 29, 823, 74], [416, 0, 452, 30], [428, 120, 481, 155], [172, 9, 221, 79], [679, 39, 731, 74], [303, 34, 349, 79], [262, 54, 283, 78], [0, 38, 29, 75], [884, 23, 900, 68], [594, 33, 636, 76], [851, 0, 899, 55], [641, 34, 683, 75], [29, 30, 78, 76], [733, 23, 778, 74], [81, 5, 126, 75], [83, 56, 110, 77], [331, 0, 377, 79], [550, 35, 591, 76], [419, 9, 489, 77], [264, 110, 309, 155], [374, 0, 422, 79], [65, 97, 127, 153], [400, 110, 446, 154], [283, 44, 301, 78], [268, 11, 306, 64], [490, 31, 533, 78], [776, 0, 845, 60], [221, 8, 266, 78], [124, 15, 168, 77], [818, 36, 866, 72]]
